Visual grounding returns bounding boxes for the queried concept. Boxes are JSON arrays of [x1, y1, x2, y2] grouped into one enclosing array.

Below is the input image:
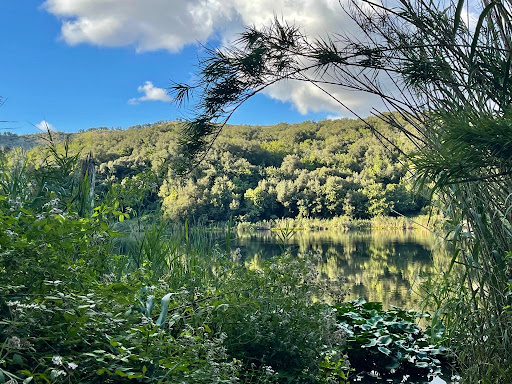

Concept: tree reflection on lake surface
[[234, 229, 450, 310]]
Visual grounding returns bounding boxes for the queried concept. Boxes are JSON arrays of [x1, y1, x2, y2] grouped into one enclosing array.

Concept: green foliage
[[215, 253, 347, 383], [1, 282, 241, 384], [335, 299, 449, 383], [2, 117, 426, 223]]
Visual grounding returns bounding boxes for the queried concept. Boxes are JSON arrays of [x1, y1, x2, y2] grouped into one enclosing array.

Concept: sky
[[0, 0, 381, 134]]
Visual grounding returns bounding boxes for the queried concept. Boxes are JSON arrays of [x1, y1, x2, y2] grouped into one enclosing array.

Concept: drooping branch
[[171, 1, 512, 184]]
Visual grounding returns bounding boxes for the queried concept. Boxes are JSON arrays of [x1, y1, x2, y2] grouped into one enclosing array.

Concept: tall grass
[[415, 118, 512, 382], [112, 217, 234, 290], [237, 214, 445, 232]]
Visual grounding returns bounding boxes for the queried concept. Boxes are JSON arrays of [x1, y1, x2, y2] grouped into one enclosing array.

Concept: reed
[[236, 214, 445, 233]]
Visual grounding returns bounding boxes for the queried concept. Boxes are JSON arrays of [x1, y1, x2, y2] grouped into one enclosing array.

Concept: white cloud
[[35, 120, 56, 132], [43, 0, 382, 116], [128, 81, 172, 105], [43, 0, 235, 53]]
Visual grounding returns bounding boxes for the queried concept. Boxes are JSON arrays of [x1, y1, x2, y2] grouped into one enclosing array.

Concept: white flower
[[68, 362, 78, 370], [7, 336, 21, 349], [51, 369, 67, 378], [52, 355, 63, 366]]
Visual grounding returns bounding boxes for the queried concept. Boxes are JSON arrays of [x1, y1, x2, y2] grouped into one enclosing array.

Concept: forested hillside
[[5, 116, 427, 221], [0, 131, 72, 151]]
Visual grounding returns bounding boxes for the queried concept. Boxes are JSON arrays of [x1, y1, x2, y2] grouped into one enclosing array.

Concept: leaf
[[470, 1, 497, 63], [156, 293, 173, 328], [115, 369, 127, 377], [453, 0, 465, 34], [377, 335, 393, 346], [385, 359, 400, 371], [415, 361, 430, 368], [377, 346, 391, 356], [145, 295, 155, 317], [12, 354, 23, 365], [362, 339, 377, 348], [362, 301, 382, 311]]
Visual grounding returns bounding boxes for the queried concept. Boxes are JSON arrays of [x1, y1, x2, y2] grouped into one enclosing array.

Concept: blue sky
[[0, 1, 366, 134]]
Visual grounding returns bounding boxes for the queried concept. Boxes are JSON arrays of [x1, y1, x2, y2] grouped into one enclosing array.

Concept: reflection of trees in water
[[235, 230, 450, 309]]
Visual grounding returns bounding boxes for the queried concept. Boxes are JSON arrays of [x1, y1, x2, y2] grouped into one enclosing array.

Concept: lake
[[233, 229, 450, 311], [233, 229, 454, 383]]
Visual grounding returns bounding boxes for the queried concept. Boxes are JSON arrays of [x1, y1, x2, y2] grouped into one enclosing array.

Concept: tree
[[171, 1, 512, 381]]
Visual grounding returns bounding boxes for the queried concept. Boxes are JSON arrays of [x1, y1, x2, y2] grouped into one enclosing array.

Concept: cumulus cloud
[[44, 0, 382, 116], [128, 81, 172, 105], [35, 120, 56, 132], [43, 0, 236, 52]]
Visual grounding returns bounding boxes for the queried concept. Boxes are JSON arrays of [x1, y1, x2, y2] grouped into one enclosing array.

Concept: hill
[[7, 117, 426, 221]]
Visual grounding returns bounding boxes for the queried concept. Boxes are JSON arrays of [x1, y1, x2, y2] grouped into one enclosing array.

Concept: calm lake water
[[233, 229, 450, 311]]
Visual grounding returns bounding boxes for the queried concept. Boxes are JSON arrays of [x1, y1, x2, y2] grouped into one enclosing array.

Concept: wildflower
[[50, 369, 67, 379], [231, 248, 242, 263], [68, 362, 78, 370], [6, 336, 21, 349], [52, 355, 63, 366], [263, 365, 275, 376]]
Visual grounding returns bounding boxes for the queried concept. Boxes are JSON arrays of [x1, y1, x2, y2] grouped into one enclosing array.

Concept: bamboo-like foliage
[[172, 0, 512, 381]]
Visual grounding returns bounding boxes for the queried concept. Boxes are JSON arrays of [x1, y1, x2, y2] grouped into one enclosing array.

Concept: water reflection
[[233, 229, 451, 310]]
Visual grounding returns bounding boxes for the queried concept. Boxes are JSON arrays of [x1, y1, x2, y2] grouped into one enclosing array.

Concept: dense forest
[[2, 116, 426, 222]]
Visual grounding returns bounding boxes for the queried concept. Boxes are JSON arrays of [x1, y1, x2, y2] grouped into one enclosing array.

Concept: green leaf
[[362, 339, 377, 348], [453, 0, 465, 34], [12, 354, 23, 365], [385, 359, 400, 371], [377, 335, 393, 346], [145, 295, 155, 317], [156, 293, 173, 328], [377, 346, 391, 356], [470, 1, 497, 63], [115, 369, 127, 377]]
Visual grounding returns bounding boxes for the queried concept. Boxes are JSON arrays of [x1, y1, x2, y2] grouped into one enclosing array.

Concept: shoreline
[[236, 214, 445, 233]]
